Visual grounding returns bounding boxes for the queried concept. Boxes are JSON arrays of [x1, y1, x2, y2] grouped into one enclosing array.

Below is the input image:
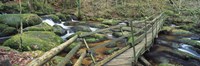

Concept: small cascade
[[89, 27, 98, 32], [42, 18, 75, 40], [178, 44, 200, 58], [106, 34, 115, 39]]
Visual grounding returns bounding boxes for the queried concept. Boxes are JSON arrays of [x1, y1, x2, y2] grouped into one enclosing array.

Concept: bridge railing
[[27, 13, 166, 66]]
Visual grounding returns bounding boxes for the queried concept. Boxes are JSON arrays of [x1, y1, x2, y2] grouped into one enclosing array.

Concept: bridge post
[[144, 20, 147, 50], [130, 21, 137, 65]]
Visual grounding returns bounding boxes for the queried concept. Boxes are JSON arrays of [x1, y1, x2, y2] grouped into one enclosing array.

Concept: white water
[[42, 19, 75, 40], [178, 44, 200, 58], [89, 27, 98, 32]]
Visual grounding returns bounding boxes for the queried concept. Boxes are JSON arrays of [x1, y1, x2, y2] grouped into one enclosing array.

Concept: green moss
[[45, 56, 64, 66], [85, 38, 97, 43], [179, 38, 200, 48], [3, 31, 63, 51], [84, 34, 107, 43], [104, 47, 119, 55], [24, 22, 53, 31], [0, 14, 42, 28], [162, 26, 172, 32], [0, 24, 17, 37], [56, 13, 67, 21], [102, 19, 120, 25], [53, 25, 66, 36], [113, 32, 130, 37], [171, 29, 193, 35]]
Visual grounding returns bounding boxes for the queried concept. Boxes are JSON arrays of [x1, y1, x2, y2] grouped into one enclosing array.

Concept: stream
[[144, 26, 200, 66]]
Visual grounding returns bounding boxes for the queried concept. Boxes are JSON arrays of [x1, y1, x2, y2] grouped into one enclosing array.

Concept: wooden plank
[[57, 43, 81, 66], [27, 35, 78, 66]]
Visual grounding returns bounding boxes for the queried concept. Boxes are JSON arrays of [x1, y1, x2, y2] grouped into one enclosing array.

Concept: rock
[[106, 43, 117, 48], [53, 25, 66, 36], [0, 14, 42, 28], [44, 56, 64, 66], [42, 14, 60, 23], [3, 31, 63, 51], [71, 26, 91, 32], [102, 19, 120, 25], [56, 13, 67, 21], [104, 47, 119, 55], [24, 22, 53, 31], [0, 24, 17, 37], [84, 34, 108, 43]]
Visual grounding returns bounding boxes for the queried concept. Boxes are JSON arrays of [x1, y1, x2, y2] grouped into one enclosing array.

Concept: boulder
[[0, 14, 42, 28], [84, 34, 108, 43], [71, 26, 91, 32], [112, 31, 131, 37], [53, 25, 66, 36], [24, 22, 53, 31], [3, 31, 63, 51]]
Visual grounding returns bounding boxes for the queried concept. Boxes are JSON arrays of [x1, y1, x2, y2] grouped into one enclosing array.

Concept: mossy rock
[[0, 14, 42, 28], [53, 25, 66, 36], [102, 19, 120, 25], [24, 22, 53, 31], [71, 26, 91, 32], [0, 46, 18, 52], [89, 23, 109, 28], [85, 34, 108, 43], [42, 15, 60, 23], [3, 31, 63, 51], [56, 13, 69, 21], [0, 24, 17, 37], [171, 29, 193, 35], [178, 38, 200, 48], [45, 56, 64, 66]]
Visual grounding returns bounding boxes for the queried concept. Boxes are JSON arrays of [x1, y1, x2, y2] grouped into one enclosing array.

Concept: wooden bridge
[[27, 13, 166, 66]]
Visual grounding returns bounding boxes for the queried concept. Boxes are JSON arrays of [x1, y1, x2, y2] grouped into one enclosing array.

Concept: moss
[[3, 31, 63, 51], [104, 47, 119, 55], [0, 24, 17, 37], [56, 13, 67, 21], [24, 22, 53, 31], [45, 56, 64, 66], [162, 26, 172, 32], [171, 29, 193, 35], [102, 19, 120, 25], [84, 34, 107, 43], [85, 38, 97, 43], [53, 25, 66, 36], [112, 31, 130, 37], [178, 38, 200, 48], [0, 14, 42, 28]]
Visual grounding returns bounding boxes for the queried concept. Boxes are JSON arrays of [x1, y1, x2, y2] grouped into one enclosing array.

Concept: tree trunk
[[27, 35, 78, 66]]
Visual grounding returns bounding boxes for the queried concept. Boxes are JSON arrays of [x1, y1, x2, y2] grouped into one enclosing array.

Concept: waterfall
[[178, 44, 200, 58]]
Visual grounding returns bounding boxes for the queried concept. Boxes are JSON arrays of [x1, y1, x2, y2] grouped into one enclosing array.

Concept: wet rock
[[56, 13, 68, 21], [24, 22, 53, 31], [53, 25, 67, 36], [71, 26, 91, 32], [0, 14, 42, 28], [3, 31, 63, 51]]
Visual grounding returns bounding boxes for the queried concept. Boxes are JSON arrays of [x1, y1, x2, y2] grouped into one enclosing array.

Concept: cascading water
[[178, 44, 200, 58], [42, 18, 75, 40], [89, 27, 98, 32]]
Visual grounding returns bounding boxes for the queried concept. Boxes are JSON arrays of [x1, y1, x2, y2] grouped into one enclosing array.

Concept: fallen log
[[27, 35, 78, 66], [57, 43, 81, 66], [73, 50, 87, 66]]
